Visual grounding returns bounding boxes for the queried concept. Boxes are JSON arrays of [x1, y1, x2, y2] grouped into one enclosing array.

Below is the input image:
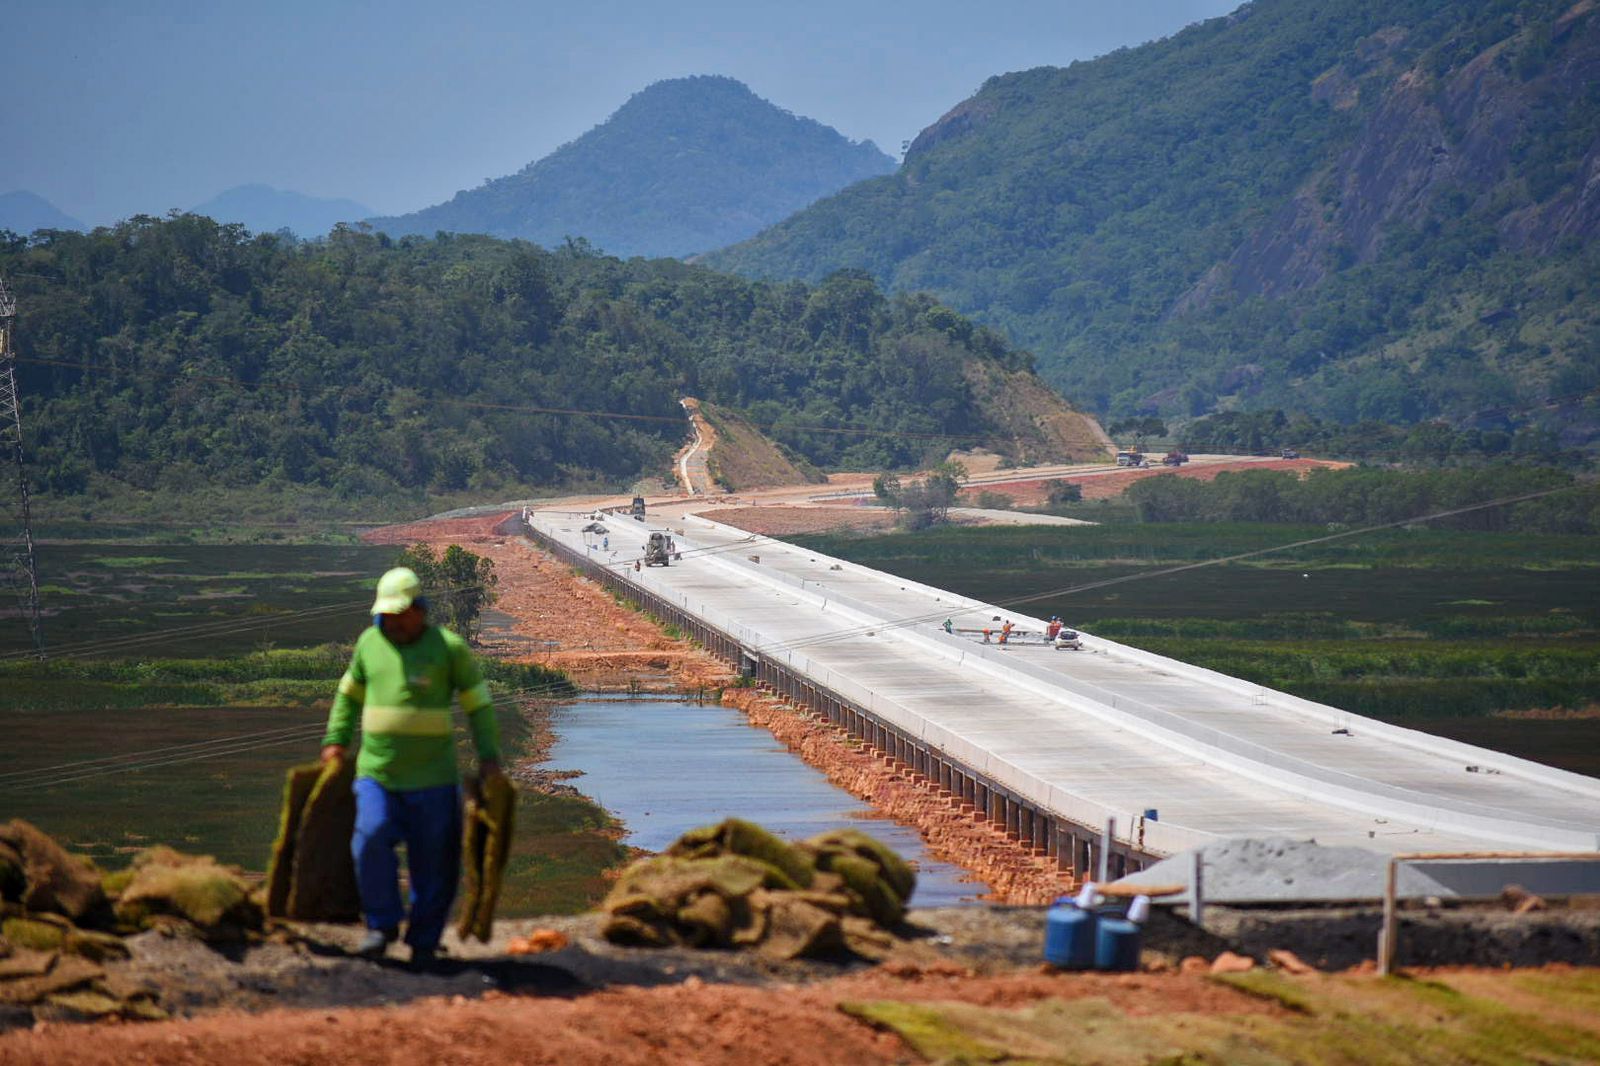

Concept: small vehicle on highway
[[644, 532, 678, 566]]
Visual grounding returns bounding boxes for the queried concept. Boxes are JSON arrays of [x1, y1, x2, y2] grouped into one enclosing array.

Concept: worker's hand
[[320, 744, 346, 764], [480, 758, 503, 781]]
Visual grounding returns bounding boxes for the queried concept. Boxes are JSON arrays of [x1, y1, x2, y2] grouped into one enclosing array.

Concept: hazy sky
[[10, 1, 1239, 225]]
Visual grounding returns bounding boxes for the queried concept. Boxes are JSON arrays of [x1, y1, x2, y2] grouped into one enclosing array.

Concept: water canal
[[545, 697, 987, 907], [2, 695, 985, 916]]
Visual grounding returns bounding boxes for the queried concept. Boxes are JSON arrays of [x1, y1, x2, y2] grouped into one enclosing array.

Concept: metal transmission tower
[[0, 275, 45, 657]]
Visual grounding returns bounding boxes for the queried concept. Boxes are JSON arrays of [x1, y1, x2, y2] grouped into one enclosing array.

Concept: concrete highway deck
[[528, 507, 1600, 861]]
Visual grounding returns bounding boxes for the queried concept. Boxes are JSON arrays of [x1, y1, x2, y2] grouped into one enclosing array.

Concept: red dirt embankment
[[364, 514, 730, 692], [1, 968, 1286, 1065]]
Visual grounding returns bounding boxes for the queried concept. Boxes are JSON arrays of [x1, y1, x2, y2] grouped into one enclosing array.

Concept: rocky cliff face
[[1183, 2, 1600, 311], [707, 0, 1600, 428]]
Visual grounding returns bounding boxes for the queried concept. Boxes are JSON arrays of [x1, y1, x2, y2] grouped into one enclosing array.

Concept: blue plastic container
[[1093, 895, 1150, 972], [1043, 884, 1099, 969], [1093, 916, 1141, 971]]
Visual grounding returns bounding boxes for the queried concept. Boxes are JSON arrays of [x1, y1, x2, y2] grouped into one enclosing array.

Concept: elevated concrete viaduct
[[521, 508, 1600, 880]]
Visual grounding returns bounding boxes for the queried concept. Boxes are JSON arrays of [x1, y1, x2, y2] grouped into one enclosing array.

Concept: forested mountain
[[0, 192, 84, 234], [706, 0, 1600, 442], [368, 76, 896, 258], [1, 215, 1098, 505], [190, 185, 373, 238]]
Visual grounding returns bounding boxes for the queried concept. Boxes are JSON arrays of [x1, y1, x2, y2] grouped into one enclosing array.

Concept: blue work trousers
[[352, 777, 462, 950]]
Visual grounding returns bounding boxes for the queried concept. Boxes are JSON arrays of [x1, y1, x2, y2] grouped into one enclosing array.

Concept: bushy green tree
[[394, 543, 499, 645], [1045, 479, 1083, 505], [872, 472, 902, 505]]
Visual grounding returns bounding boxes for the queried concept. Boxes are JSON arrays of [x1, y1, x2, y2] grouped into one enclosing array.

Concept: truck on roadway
[[644, 532, 677, 566]]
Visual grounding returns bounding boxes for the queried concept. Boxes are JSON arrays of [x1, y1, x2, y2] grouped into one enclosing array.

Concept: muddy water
[[546, 697, 988, 906]]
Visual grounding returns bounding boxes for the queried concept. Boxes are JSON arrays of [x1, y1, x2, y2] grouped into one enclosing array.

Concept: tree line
[[1125, 464, 1600, 533], [2, 216, 1040, 502], [1177, 409, 1583, 466]]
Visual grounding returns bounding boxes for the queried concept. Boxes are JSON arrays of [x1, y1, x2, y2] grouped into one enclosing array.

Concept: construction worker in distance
[[1046, 616, 1063, 642], [320, 566, 502, 967]]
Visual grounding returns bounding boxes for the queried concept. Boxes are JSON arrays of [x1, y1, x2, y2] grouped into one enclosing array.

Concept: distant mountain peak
[[369, 76, 894, 258], [0, 190, 85, 234], [191, 185, 373, 238]]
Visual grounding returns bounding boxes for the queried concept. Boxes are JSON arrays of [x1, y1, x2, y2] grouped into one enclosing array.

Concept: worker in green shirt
[[321, 566, 502, 965]]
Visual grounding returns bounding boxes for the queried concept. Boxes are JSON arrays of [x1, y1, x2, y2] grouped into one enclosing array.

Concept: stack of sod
[[600, 818, 915, 960]]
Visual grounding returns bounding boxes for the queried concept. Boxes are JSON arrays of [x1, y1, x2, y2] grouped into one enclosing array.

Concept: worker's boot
[[356, 926, 398, 959], [408, 943, 445, 971]]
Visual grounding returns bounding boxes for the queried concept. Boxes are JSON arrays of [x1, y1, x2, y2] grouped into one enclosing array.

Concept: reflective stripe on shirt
[[338, 672, 366, 700], [361, 705, 453, 737], [459, 681, 493, 714]]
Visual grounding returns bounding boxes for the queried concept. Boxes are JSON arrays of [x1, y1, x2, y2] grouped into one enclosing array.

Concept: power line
[[0, 527, 770, 663], [0, 598, 366, 662], [750, 482, 1590, 657], [5, 484, 1586, 791], [11, 355, 1056, 448], [0, 673, 581, 793], [0, 722, 332, 784], [0, 275, 44, 658], [6, 468, 1586, 669]]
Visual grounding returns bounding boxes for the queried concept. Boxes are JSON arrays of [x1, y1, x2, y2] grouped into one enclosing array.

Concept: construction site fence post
[[1378, 851, 1600, 976], [1189, 850, 1205, 928]]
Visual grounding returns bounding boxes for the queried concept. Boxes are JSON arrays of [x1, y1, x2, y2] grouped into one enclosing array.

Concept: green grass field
[[796, 523, 1600, 776]]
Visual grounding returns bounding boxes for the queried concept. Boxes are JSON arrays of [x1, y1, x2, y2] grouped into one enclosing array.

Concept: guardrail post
[[1189, 850, 1205, 927]]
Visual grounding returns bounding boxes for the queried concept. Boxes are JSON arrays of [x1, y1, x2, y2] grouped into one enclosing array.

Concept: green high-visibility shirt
[[323, 624, 501, 791]]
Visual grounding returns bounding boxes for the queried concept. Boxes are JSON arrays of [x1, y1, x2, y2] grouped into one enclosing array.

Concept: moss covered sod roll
[[600, 818, 916, 961]]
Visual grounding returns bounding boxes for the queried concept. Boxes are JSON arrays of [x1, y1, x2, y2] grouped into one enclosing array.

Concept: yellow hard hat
[[371, 567, 422, 615]]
